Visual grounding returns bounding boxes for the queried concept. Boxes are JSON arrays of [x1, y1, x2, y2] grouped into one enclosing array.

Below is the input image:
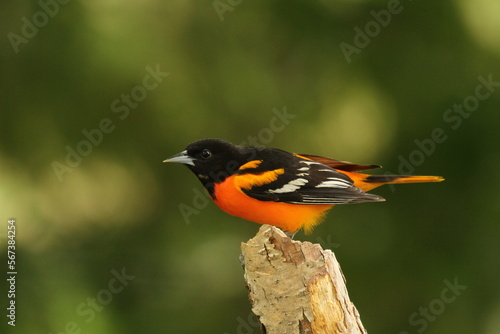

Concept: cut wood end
[[240, 224, 367, 334]]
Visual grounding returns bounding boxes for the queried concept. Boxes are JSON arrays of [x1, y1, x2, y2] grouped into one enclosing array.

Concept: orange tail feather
[[344, 172, 444, 192], [369, 175, 445, 184]]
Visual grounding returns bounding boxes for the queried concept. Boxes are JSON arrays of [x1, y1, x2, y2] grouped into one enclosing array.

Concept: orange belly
[[213, 175, 333, 233]]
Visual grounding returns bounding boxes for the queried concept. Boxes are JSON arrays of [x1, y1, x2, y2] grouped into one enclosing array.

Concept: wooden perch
[[241, 225, 367, 334]]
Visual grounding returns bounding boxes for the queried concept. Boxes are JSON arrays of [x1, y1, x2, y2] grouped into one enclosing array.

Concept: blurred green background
[[1, 0, 500, 333]]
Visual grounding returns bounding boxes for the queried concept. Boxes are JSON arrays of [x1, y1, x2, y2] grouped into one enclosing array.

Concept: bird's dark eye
[[200, 149, 212, 160]]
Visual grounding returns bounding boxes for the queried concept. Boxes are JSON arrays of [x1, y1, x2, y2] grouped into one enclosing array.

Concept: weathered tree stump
[[241, 224, 367, 334]]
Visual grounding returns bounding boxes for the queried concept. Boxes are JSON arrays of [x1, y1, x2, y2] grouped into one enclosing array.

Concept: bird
[[164, 138, 444, 236]]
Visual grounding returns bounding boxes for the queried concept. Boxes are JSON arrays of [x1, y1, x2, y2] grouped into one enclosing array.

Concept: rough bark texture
[[241, 225, 367, 334]]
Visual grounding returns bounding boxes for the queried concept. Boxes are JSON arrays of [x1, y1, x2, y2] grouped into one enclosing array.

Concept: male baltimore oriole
[[164, 139, 443, 235]]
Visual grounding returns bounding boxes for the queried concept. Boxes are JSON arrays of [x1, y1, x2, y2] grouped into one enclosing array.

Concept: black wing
[[238, 154, 385, 205]]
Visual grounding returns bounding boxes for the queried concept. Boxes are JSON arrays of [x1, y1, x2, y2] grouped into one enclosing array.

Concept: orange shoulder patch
[[234, 168, 285, 190], [239, 160, 263, 170]]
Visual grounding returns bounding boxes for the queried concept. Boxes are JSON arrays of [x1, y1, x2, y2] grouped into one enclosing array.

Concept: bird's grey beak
[[163, 150, 195, 166]]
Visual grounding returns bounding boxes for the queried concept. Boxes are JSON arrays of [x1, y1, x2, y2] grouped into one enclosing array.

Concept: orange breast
[[213, 175, 333, 233]]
